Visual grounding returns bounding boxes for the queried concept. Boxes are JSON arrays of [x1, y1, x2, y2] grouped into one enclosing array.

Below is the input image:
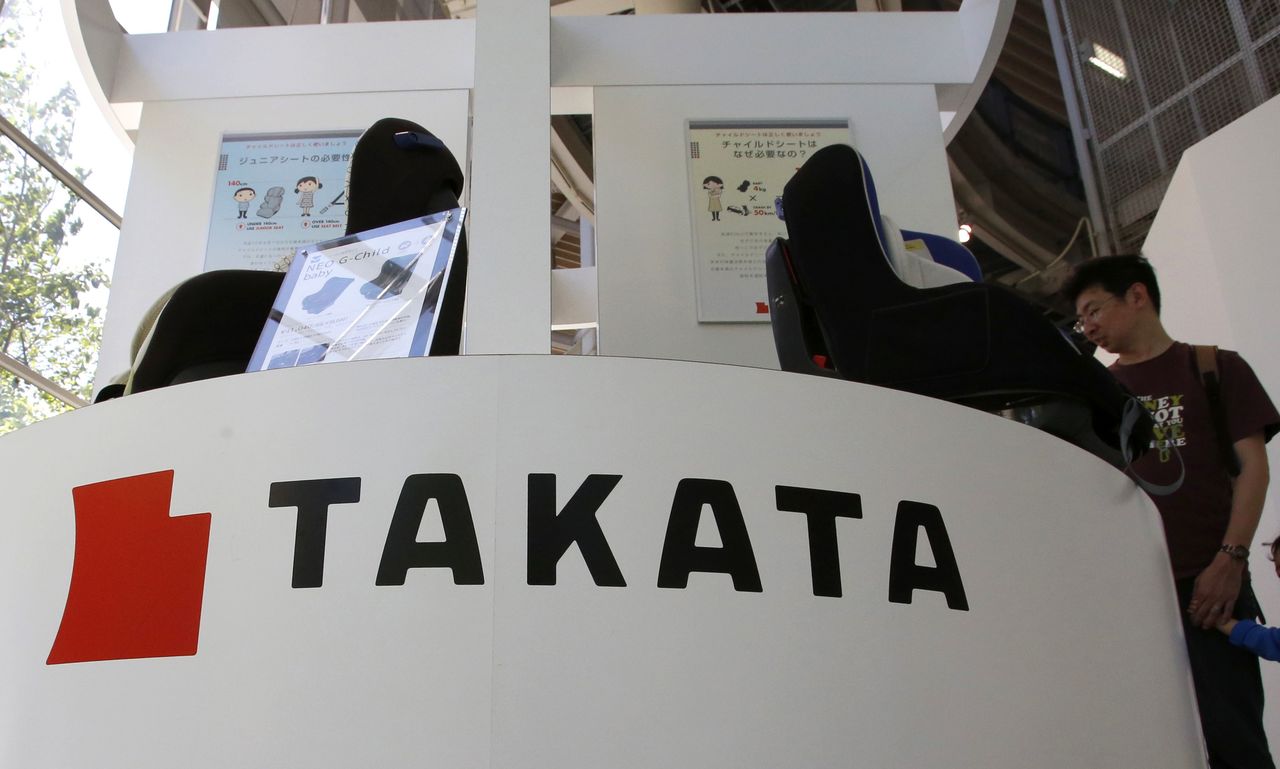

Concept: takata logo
[[47, 469, 971, 665], [47, 471, 211, 665]]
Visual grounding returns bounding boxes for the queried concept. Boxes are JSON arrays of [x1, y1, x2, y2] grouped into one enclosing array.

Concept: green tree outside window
[[0, 0, 110, 433]]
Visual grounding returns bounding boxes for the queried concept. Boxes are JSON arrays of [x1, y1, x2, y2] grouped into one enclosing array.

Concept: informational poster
[[686, 120, 850, 322], [247, 209, 465, 371], [204, 131, 362, 272]]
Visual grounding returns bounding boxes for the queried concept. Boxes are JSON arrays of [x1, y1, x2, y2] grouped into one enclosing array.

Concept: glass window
[[0, 0, 127, 434], [108, 0, 173, 34], [0, 136, 110, 391], [0, 369, 73, 433], [0, 0, 132, 212]]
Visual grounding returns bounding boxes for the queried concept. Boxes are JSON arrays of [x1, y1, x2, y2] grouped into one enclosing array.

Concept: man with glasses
[[1064, 254, 1279, 769]]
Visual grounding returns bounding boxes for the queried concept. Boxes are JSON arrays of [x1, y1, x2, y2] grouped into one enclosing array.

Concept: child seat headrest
[[345, 118, 465, 236]]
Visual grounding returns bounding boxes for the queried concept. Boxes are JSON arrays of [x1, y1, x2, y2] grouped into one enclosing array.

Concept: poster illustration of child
[[703, 175, 724, 221], [295, 176, 323, 217], [233, 187, 255, 219]]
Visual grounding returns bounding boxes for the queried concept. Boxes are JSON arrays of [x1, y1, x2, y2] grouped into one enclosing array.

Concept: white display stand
[[0, 357, 1203, 767], [62, 0, 1015, 379], [36, 4, 1214, 764]]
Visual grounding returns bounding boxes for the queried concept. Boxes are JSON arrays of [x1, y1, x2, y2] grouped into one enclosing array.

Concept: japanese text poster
[[204, 131, 362, 272], [686, 120, 850, 322]]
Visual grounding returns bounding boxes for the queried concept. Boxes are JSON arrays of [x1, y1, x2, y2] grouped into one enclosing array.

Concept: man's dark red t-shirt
[[1110, 342, 1280, 578]]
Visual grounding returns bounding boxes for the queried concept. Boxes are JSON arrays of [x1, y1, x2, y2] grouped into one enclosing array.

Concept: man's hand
[[1188, 553, 1245, 629]]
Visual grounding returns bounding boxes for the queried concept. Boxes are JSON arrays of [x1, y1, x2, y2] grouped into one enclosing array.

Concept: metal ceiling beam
[[550, 115, 595, 223], [855, 0, 902, 10], [442, 0, 475, 18], [993, 63, 1069, 119], [948, 153, 1060, 275], [249, 0, 289, 25], [552, 0, 637, 14], [0, 351, 89, 409], [0, 114, 122, 228]]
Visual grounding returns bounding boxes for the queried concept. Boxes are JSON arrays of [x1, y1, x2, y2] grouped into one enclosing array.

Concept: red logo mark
[[755, 301, 769, 314], [47, 471, 212, 665]]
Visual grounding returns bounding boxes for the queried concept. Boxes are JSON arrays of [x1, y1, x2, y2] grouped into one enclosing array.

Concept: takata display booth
[[0, 1, 1211, 766]]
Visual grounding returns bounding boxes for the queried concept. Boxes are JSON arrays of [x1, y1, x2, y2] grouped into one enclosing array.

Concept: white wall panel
[[1144, 91, 1280, 748], [112, 20, 475, 102], [550, 13, 970, 87], [464, 0, 551, 355]]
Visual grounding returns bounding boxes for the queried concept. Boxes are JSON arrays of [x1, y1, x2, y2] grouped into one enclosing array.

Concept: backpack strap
[[1194, 345, 1242, 477]]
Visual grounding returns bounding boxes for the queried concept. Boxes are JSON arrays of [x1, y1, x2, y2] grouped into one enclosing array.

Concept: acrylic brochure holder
[[247, 208, 465, 372]]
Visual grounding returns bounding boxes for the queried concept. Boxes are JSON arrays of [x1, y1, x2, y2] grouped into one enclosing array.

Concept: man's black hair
[[1063, 254, 1161, 314]]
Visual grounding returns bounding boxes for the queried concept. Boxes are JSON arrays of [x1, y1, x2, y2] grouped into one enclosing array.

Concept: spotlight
[[958, 223, 972, 243], [1085, 41, 1128, 80]]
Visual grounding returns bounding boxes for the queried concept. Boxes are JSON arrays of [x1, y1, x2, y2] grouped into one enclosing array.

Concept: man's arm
[[1188, 433, 1270, 629]]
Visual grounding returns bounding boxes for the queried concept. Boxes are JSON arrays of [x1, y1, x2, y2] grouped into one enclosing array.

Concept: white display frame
[[247, 209, 466, 371]]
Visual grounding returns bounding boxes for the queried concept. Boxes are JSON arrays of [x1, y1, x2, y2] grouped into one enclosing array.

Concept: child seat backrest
[[879, 214, 972, 289], [125, 270, 285, 395], [344, 117, 468, 356]]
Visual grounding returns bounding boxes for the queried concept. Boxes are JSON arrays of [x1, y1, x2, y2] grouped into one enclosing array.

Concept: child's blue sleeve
[[1229, 620, 1280, 662]]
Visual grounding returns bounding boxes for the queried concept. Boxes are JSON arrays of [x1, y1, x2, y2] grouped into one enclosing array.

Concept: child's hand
[[1217, 618, 1238, 636]]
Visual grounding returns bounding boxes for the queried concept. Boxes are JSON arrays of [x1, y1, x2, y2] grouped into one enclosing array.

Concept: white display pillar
[[465, 0, 552, 354]]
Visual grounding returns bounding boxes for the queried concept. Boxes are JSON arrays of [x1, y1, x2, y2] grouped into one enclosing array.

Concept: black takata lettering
[[658, 478, 761, 592], [888, 500, 968, 610], [376, 474, 484, 586], [528, 474, 626, 587], [268, 477, 362, 589], [776, 485, 862, 597]]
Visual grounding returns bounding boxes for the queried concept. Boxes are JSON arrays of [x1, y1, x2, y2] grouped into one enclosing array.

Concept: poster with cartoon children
[[203, 131, 361, 272], [686, 120, 850, 323]]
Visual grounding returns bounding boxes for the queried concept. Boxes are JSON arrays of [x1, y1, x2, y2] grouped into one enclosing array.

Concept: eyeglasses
[[1072, 296, 1119, 335]]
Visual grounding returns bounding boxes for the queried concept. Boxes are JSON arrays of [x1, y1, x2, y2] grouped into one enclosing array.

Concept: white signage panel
[[0, 357, 1203, 767], [204, 131, 361, 272], [686, 121, 850, 323]]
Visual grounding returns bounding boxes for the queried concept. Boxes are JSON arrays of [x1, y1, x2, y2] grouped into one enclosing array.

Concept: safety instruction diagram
[[686, 120, 850, 322], [204, 131, 362, 272]]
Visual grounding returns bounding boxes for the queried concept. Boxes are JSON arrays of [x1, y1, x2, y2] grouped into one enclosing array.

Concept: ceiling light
[[958, 223, 972, 243], [1087, 42, 1128, 80]]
